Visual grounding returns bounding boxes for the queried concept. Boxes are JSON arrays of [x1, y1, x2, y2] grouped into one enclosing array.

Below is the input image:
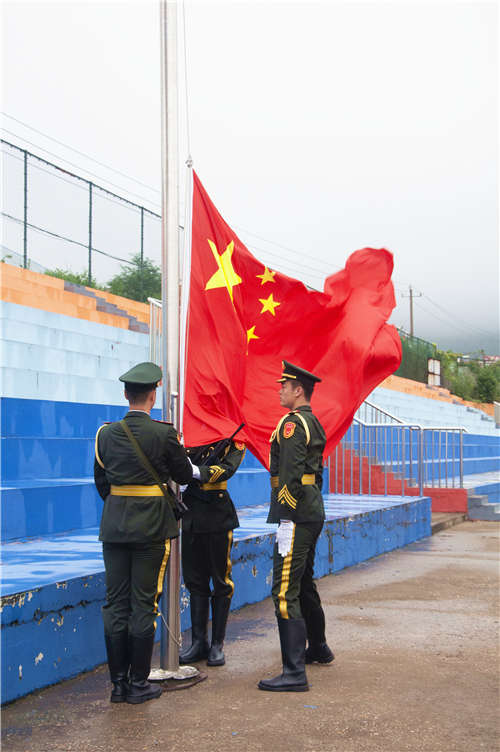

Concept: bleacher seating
[[369, 384, 499, 435]]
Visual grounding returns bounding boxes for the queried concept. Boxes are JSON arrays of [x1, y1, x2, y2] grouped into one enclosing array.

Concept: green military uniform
[[259, 361, 333, 693], [180, 439, 246, 666], [93, 362, 193, 704], [268, 403, 327, 628]]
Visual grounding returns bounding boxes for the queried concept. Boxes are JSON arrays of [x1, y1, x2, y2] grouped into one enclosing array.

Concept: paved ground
[[2, 520, 499, 752]]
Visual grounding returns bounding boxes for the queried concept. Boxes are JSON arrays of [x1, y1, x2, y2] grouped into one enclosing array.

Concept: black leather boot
[[258, 617, 309, 692], [104, 631, 130, 703], [207, 596, 231, 666], [179, 594, 210, 664], [305, 642, 335, 664], [126, 632, 162, 704]]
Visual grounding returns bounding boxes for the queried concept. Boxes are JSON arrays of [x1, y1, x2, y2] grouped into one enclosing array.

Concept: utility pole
[[402, 285, 422, 337]]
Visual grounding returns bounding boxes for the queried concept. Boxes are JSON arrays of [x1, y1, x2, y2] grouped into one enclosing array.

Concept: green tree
[[107, 254, 161, 303], [475, 366, 499, 403], [45, 268, 101, 288]]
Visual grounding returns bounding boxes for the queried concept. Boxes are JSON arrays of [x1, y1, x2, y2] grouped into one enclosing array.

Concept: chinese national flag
[[183, 172, 402, 467]]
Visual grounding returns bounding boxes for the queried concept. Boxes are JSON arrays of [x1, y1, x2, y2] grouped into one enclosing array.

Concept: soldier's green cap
[[277, 360, 322, 388], [119, 362, 162, 386]]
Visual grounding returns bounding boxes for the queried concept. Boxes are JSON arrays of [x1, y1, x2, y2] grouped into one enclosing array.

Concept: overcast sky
[[2, 0, 498, 354]]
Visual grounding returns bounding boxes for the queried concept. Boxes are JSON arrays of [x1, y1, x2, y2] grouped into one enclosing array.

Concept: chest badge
[[283, 421, 295, 439]]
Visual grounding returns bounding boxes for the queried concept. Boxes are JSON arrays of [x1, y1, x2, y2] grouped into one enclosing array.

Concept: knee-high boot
[[207, 596, 231, 666], [258, 617, 309, 692], [179, 594, 210, 664], [104, 631, 130, 703], [302, 604, 334, 664], [126, 632, 162, 704]]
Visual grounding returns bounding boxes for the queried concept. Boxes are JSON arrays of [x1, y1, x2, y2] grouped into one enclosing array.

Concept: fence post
[[459, 430, 464, 488], [23, 150, 28, 268], [358, 423, 363, 495], [401, 426, 405, 496], [88, 182, 93, 285], [140, 206, 144, 301], [418, 428, 424, 495]]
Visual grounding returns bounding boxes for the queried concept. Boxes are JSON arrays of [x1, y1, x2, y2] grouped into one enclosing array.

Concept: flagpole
[[157, 0, 179, 675], [152, 0, 199, 684]]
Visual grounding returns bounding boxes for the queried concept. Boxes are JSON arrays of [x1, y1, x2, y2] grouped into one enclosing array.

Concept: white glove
[[179, 484, 188, 493], [187, 457, 201, 480], [276, 520, 295, 557]]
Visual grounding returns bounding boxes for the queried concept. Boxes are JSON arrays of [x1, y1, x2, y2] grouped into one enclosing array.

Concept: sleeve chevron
[[277, 484, 297, 510]]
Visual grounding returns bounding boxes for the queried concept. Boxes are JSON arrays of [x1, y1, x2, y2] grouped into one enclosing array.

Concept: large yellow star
[[258, 293, 281, 317], [205, 239, 242, 302], [256, 266, 276, 285]]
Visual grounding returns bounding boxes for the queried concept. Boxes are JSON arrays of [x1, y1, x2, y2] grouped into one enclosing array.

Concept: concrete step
[[467, 494, 500, 521], [431, 512, 466, 534]]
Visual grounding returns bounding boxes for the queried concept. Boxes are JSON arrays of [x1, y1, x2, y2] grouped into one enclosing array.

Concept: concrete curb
[[431, 512, 467, 534]]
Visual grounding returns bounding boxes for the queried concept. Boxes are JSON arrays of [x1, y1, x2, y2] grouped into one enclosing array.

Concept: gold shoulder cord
[[291, 412, 310, 445], [94, 425, 107, 469]]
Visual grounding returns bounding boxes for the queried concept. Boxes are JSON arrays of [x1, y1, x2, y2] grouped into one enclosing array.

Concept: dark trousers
[[271, 521, 326, 642], [182, 530, 234, 599], [102, 540, 171, 637]]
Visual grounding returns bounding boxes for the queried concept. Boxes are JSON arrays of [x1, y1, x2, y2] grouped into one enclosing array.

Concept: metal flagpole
[[149, 0, 198, 682]]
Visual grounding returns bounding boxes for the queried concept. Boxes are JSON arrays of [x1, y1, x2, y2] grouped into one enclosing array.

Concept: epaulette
[[152, 419, 173, 425]]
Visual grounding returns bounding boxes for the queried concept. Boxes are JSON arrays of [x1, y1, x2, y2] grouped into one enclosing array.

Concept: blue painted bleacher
[[0, 397, 269, 542], [369, 385, 500, 436]]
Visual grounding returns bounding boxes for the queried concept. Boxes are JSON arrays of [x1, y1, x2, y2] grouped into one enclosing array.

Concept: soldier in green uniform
[[179, 439, 246, 667], [94, 362, 195, 704], [258, 361, 334, 693]]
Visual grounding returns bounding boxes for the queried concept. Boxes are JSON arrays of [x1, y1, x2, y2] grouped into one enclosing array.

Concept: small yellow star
[[246, 326, 259, 344], [258, 293, 281, 317], [256, 266, 276, 285], [205, 239, 242, 302]]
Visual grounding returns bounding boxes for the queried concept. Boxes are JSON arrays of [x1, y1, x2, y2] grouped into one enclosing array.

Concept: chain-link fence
[[395, 329, 439, 384], [1, 139, 161, 290]]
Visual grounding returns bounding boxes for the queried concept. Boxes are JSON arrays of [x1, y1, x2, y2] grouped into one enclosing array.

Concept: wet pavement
[[2, 520, 499, 752]]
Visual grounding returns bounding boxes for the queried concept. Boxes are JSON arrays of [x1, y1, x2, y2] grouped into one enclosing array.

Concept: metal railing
[[329, 420, 466, 497], [354, 399, 403, 425], [328, 400, 466, 497]]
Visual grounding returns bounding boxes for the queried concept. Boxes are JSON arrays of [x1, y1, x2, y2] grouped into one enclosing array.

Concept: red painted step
[[327, 449, 467, 513]]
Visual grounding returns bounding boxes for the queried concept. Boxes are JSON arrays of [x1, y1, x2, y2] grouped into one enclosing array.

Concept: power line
[[234, 223, 341, 275], [1, 140, 162, 218], [413, 299, 496, 339], [1, 211, 138, 266], [422, 294, 498, 338], [1, 112, 161, 195], [247, 240, 331, 278], [1, 129, 162, 211]]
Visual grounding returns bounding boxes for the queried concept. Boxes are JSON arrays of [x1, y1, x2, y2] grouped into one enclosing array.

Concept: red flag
[[183, 171, 402, 467]]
